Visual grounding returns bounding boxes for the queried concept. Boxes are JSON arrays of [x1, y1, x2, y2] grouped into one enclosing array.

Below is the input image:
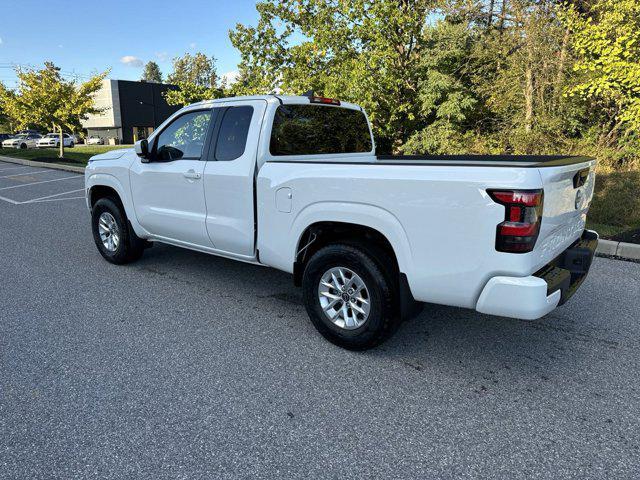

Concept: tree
[[560, 0, 640, 142], [164, 52, 223, 106], [0, 62, 108, 157], [141, 61, 162, 83], [401, 20, 480, 154], [230, 0, 438, 152]]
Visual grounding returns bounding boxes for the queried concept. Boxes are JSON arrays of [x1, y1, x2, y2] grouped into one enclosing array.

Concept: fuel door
[[276, 187, 292, 213]]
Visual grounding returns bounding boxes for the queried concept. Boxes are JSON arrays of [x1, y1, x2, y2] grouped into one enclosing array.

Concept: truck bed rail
[[375, 155, 593, 168]]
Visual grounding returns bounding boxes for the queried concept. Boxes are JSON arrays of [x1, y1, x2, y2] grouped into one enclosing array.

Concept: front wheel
[[91, 197, 145, 264], [20, 143, 27, 149], [302, 244, 400, 350], [69, 141, 74, 148]]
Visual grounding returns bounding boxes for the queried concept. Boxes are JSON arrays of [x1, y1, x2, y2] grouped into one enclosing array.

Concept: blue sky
[[0, 0, 261, 88]]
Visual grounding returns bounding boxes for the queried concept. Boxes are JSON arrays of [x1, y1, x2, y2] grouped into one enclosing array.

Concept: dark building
[[82, 79, 180, 144]]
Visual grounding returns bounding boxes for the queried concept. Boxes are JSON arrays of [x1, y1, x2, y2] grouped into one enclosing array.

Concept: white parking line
[[0, 165, 34, 173], [28, 195, 85, 204], [0, 194, 21, 204], [0, 170, 50, 178], [22, 188, 85, 204], [0, 175, 81, 191]]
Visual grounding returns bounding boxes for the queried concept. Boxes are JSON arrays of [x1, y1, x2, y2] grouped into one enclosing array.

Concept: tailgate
[[534, 159, 596, 268]]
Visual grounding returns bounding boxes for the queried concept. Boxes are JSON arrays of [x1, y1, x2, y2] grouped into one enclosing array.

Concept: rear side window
[[270, 105, 372, 156], [215, 106, 254, 161]]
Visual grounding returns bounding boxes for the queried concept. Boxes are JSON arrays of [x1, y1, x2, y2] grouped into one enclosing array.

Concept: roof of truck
[[191, 95, 363, 111]]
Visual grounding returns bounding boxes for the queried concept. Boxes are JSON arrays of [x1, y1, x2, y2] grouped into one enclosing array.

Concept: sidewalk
[[0, 154, 85, 174]]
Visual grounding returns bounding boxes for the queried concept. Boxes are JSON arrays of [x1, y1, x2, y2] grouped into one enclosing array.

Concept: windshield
[[45, 133, 57, 138]]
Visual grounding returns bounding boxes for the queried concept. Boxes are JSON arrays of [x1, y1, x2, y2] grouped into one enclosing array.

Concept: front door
[[130, 109, 215, 247]]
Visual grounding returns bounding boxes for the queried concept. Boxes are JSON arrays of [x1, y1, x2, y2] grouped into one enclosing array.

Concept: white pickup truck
[[85, 95, 598, 349]]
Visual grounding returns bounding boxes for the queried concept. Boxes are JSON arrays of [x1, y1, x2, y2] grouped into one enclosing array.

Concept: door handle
[[183, 170, 201, 180]]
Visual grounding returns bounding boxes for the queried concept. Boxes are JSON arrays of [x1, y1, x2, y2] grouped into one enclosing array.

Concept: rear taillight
[[488, 189, 544, 253]]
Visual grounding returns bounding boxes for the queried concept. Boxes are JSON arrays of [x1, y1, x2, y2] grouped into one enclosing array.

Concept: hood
[[88, 148, 131, 162]]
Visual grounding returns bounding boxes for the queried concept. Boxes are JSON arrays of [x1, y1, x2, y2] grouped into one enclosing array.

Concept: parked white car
[[86, 135, 105, 145], [85, 95, 598, 349], [36, 133, 75, 148], [2, 133, 42, 149]]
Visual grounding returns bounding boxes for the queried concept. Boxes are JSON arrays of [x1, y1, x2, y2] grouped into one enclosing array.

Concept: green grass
[[587, 170, 640, 240], [0, 145, 131, 166]]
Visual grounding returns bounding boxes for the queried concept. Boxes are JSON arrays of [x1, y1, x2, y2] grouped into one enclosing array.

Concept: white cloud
[[120, 55, 143, 67], [0, 37, 3, 45], [155, 51, 169, 61], [189, 42, 197, 49], [220, 70, 240, 86]]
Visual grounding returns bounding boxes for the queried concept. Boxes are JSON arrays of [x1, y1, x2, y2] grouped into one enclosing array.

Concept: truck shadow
[[136, 243, 613, 378]]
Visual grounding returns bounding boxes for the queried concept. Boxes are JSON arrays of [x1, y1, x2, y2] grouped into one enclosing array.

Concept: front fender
[[85, 172, 149, 238]]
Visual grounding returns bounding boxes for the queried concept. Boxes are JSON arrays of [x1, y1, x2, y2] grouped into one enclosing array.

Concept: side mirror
[[134, 139, 149, 162]]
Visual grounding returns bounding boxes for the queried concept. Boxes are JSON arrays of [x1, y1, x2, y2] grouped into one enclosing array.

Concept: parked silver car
[[2, 133, 42, 149]]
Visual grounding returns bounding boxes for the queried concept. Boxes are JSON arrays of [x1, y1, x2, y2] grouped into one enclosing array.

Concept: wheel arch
[[291, 202, 411, 282], [291, 216, 420, 321], [86, 173, 147, 238]]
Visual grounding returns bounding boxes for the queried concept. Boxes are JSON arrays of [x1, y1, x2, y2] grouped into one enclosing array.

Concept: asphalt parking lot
[[1, 159, 639, 479]]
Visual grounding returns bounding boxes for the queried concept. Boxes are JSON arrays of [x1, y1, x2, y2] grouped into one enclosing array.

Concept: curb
[[0, 154, 85, 174], [596, 239, 640, 262]]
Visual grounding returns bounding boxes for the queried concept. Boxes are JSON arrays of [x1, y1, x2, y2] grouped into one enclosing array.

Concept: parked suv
[[37, 133, 75, 148]]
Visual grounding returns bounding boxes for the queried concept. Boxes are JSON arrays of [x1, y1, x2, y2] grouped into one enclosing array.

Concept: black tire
[[69, 141, 74, 148], [91, 197, 145, 264], [302, 244, 400, 350], [20, 143, 27, 149]]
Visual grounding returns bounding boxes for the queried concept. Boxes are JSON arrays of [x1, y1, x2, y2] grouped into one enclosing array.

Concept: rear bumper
[[476, 229, 598, 320]]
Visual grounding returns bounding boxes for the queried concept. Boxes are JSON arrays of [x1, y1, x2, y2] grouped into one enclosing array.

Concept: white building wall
[[82, 79, 122, 129]]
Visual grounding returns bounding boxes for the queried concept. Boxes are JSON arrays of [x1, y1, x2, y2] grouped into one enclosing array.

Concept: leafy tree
[[402, 20, 480, 154], [230, 0, 438, 152], [229, 0, 636, 161], [560, 0, 640, 143], [470, 1, 578, 152], [141, 61, 163, 83], [164, 52, 223, 106], [0, 62, 108, 157]]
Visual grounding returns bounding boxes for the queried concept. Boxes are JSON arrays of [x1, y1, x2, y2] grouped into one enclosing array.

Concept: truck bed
[[376, 155, 592, 168]]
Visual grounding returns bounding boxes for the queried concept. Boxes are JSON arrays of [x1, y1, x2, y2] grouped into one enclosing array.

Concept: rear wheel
[[302, 244, 400, 350], [91, 197, 145, 264]]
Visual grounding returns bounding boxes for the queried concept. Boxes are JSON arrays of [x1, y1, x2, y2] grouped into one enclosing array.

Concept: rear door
[[534, 159, 596, 266], [129, 108, 215, 246], [202, 99, 267, 258]]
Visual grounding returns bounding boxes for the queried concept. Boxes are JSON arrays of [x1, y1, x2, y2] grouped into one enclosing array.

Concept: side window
[[214, 106, 254, 161], [155, 110, 212, 161]]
